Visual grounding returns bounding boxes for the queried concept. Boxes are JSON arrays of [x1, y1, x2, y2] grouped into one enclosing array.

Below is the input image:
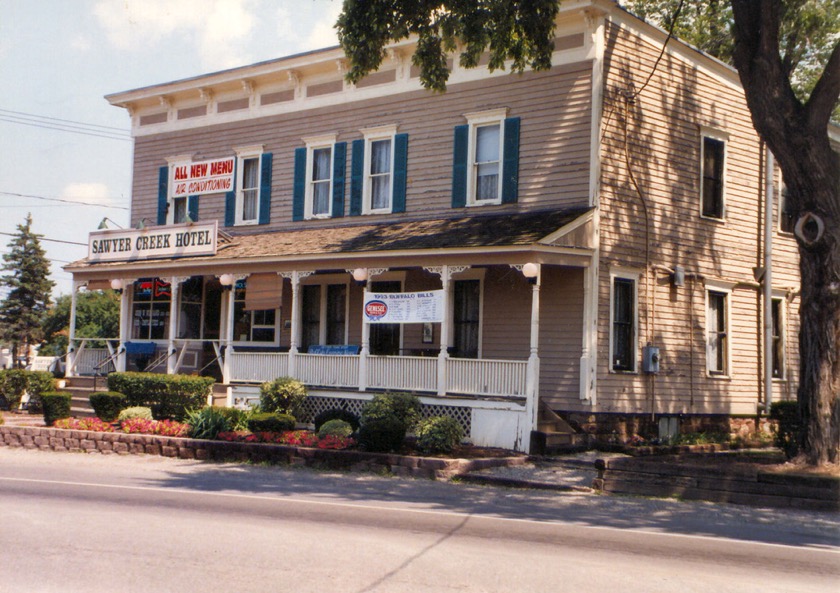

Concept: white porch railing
[[75, 348, 114, 376], [229, 352, 289, 382], [296, 353, 359, 388], [446, 357, 528, 397], [228, 351, 527, 399], [368, 355, 437, 392]]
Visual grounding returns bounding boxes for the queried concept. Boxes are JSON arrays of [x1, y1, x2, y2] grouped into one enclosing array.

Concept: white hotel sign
[[88, 221, 218, 263]]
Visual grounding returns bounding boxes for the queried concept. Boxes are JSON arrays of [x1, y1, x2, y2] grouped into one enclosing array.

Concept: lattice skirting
[[297, 395, 472, 434]]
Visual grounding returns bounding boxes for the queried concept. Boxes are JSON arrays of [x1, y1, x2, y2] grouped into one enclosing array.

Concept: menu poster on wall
[[363, 290, 445, 324], [171, 157, 235, 197]]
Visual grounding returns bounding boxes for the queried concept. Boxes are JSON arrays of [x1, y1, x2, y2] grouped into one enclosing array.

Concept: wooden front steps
[[61, 376, 107, 417], [531, 401, 588, 454]]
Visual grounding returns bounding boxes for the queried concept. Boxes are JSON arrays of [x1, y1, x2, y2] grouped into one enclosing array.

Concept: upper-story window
[[700, 129, 727, 220], [293, 135, 347, 221], [159, 155, 198, 225], [452, 109, 520, 208], [224, 147, 273, 227], [349, 126, 408, 216]]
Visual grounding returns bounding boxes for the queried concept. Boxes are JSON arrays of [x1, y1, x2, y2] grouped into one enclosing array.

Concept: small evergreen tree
[[0, 214, 54, 367]]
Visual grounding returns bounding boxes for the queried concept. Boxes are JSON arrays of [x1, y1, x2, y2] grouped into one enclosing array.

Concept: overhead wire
[[0, 191, 129, 210], [0, 108, 131, 142]]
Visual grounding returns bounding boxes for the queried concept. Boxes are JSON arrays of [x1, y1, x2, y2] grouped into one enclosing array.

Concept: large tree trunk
[[731, 0, 840, 465]]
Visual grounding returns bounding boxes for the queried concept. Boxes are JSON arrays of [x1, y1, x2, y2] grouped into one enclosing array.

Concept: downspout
[[763, 147, 774, 413]]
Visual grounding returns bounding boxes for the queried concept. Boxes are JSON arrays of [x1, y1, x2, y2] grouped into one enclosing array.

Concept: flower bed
[[53, 417, 189, 437], [218, 430, 355, 450]]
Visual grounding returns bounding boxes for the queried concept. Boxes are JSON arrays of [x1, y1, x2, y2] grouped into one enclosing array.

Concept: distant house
[[66, 0, 825, 452]]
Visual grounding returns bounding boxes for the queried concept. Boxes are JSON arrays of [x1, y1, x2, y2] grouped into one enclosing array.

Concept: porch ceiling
[[66, 207, 594, 279]]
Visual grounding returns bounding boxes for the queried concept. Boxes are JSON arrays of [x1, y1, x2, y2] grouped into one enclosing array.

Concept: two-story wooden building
[[65, 0, 807, 452]]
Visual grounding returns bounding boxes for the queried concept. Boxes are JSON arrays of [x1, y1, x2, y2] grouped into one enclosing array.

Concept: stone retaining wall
[[593, 455, 839, 512], [0, 425, 526, 480]]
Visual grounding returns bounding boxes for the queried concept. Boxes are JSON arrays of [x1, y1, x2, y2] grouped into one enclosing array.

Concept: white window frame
[[771, 292, 787, 381], [303, 134, 337, 220], [234, 145, 265, 226], [609, 268, 640, 373], [465, 108, 508, 206], [300, 273, 350, 345], [166, 154, 193, 225], [361, 124, 398, 214], [699, 127, 728, 221], [449, 268, 485, 358], [705, 280, 734, 377], [231, 277, 281, 347], [778, 169, 794, 235]]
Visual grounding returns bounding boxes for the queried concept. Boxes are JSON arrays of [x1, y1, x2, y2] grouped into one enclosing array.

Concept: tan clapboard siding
[[593, 20, 800, 416], [131, 62, 593, 229], [538, 267, 585, 408], [481, 266, 531, 360]]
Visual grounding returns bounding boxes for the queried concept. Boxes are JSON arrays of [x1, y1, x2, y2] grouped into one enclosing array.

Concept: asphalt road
[[0, 448, 837, 593]]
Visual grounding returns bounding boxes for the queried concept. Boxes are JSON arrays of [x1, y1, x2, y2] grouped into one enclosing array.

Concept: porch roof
[[66, 207, 594, 278]]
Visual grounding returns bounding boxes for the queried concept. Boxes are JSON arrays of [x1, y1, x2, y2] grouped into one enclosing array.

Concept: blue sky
[[0, 0, 342, 297]]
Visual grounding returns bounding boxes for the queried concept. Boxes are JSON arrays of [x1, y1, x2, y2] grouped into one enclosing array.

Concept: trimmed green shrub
[[41, 392, 72, 426], [0, 369, 55, 411], [106, 372, 214, 420], [118, 406, 153, 421], [247, 412, 296, 433], [415, 416, 464, 455], [25, 371, 56, 414], [186, 406, 231, 440], [358, 416, 407, 452], [318, 419, 354, 439], [313, 408, 360, 432], [89, 391, 127, 422], [357, 393, 422, 453], [259, 377, 307, 416], [216, 406, 251, 432], [770, 400, 801, 459], [360, 392, 421, 429], [0, 369, 29, 410]]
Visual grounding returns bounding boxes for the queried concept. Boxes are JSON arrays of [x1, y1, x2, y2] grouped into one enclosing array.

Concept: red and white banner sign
[[171, 157, 235, 197], [363, 290, 445, 324]]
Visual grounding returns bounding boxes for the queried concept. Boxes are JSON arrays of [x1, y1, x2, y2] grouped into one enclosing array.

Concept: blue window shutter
[[292, 147, 307, 221], [349, 139, 364, 216], [502, 117, 520, 204], [157, 166, 169, 224], [224, 160, 237, 227], [451, 125, 468, 208], [187, 195, 199, 222], [393, 133, 408, 213], [332, 142, 346, 218], [258, 152, 273, 225]]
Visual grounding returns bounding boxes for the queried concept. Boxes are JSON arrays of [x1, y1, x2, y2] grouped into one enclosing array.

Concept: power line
[[0, 191, 129, 210], [0, 108, 131, 142], [0, 108, 128, 132], [0, 231, 86, 246]]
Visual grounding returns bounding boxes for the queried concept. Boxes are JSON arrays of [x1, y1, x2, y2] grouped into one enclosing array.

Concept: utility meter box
[[642, 345, 660, 374]]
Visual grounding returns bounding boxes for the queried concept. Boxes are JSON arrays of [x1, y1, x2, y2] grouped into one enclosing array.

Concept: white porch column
[[424, 266, 451, 396], [166, 277, 187, 374], [65, 281, 84, 378], [117, 281, 132, 372], [580, 254, 598, 404], [355, 268, 386, 392], [221, 277, 239, 384], [359, 290, 370, 392], [525, 265, 542, 440], [283, 270, 312, 378]]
